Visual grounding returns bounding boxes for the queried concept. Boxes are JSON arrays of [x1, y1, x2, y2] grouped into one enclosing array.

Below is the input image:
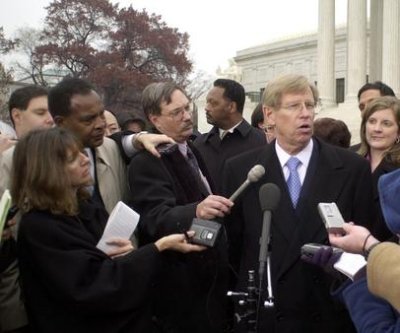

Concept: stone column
[[382, 0, 400, 96], [345, 0, 367, 103], [369, 0, 383, 82], [317, 0, 336, 108]]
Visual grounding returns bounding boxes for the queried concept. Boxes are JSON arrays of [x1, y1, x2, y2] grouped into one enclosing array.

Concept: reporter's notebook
[[0, 189, 11, 244]]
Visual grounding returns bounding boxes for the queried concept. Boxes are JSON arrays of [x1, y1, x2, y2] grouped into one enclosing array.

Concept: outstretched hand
[[329, 223, 377, 255], [133, 133, 175, 158], [155, 231, 207, 253]]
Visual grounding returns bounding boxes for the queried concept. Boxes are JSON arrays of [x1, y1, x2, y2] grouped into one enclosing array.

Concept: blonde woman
[[358, 96, 400, 241]]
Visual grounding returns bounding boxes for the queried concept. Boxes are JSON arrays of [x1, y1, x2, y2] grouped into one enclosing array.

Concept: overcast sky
[[0, 0, 349, 74]]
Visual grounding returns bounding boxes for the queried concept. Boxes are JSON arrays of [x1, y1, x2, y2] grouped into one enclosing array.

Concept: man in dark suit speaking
[[223, 74, 375, 333]]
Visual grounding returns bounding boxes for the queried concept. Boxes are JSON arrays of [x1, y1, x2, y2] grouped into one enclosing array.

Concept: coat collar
[[204, 119, 253, 142]]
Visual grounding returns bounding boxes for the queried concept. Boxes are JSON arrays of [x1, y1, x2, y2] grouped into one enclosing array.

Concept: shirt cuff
[[122, 134, 137, 157]]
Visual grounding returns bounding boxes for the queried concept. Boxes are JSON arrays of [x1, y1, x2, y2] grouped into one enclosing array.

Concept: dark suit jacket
[[223, 138, 375, 333], [128, 143, 229, 333], [194, 120, 266, 193]]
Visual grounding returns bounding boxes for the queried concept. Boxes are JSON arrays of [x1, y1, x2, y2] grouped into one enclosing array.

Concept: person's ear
[[149, 114, 162, 132], [53, 115, 66, 127], [11, 108, 21, 126], [263, 106, 276, 126], [229, 101, 237, 114]]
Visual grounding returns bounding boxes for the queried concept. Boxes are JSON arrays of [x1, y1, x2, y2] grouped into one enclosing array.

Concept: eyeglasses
[[263, 125, 275, 133], [161, 104, 194, 120], [263, 125, 275, 143], [279, 102, 316, 112]]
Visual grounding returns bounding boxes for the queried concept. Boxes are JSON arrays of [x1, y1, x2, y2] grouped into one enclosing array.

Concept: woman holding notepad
[[11, 127, 204, 333]]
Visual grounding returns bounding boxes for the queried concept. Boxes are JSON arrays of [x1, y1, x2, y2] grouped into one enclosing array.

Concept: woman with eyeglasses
[[11, 127, 204, 333], [357, 96, 400, 241]]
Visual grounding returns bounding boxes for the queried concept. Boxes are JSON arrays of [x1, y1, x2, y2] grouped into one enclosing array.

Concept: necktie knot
[[286, 157, 301, 171]]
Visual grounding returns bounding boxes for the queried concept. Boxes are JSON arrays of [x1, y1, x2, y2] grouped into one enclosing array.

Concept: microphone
[[258, 183, 280, 307], [229, 164, 265, 202]]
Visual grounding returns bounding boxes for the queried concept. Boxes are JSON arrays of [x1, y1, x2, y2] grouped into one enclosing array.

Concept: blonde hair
[[262, 74, 319, 108], [11, 127, 88, 215], [358, 96, 400, 165]]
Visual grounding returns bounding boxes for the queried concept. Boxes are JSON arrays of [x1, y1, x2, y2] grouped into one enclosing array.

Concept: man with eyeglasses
[[128, 82, 233, 332], [222, 74, 374, 333], [194, 79, 266, 192]]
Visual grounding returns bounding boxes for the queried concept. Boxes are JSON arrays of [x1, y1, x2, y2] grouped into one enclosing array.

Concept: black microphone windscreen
[[259, 183, 281, 211]]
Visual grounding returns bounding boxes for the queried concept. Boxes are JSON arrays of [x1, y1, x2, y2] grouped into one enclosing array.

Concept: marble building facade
[[214, 0, 400, 144], [234, 26, 348, 106]]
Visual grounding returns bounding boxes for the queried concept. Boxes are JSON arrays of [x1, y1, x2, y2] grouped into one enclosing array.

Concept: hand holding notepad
[[96, 201, 140, 254]]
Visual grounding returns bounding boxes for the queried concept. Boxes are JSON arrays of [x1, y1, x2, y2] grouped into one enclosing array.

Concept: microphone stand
[[258, 211, 274, 309], [228, 248, 274, 332], [227, 270, 258, 333], [227, 182, 279, 332], [263, 253, 274, 308]]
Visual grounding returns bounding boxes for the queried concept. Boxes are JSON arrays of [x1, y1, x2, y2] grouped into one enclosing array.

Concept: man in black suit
[[223, 74, 375, 333], [128, 82, 233, 332], [194, 79, 266, 192]]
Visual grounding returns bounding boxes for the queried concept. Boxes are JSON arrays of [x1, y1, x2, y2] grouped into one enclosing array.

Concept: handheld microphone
[[258, 183, 280, 307], [229, 164, 265, 202]]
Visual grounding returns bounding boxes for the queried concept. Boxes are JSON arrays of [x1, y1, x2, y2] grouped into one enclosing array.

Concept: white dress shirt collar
[[275, 139, 314, 183], [219, 120, 243, 139]]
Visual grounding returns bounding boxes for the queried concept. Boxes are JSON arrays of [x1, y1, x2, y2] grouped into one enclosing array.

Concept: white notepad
[[0, 189, 12, 244], [96, 201, 139, 253], [334, 252, 367, 281]]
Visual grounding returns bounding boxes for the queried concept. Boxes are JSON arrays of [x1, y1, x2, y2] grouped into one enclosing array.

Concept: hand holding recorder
[[318, 202, 345, 233], [189, 164, 264, 248], [329, 223, 378, 255]]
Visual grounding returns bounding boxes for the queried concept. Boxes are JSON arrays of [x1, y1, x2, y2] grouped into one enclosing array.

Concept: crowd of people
[[0, 73, 399, 333]]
